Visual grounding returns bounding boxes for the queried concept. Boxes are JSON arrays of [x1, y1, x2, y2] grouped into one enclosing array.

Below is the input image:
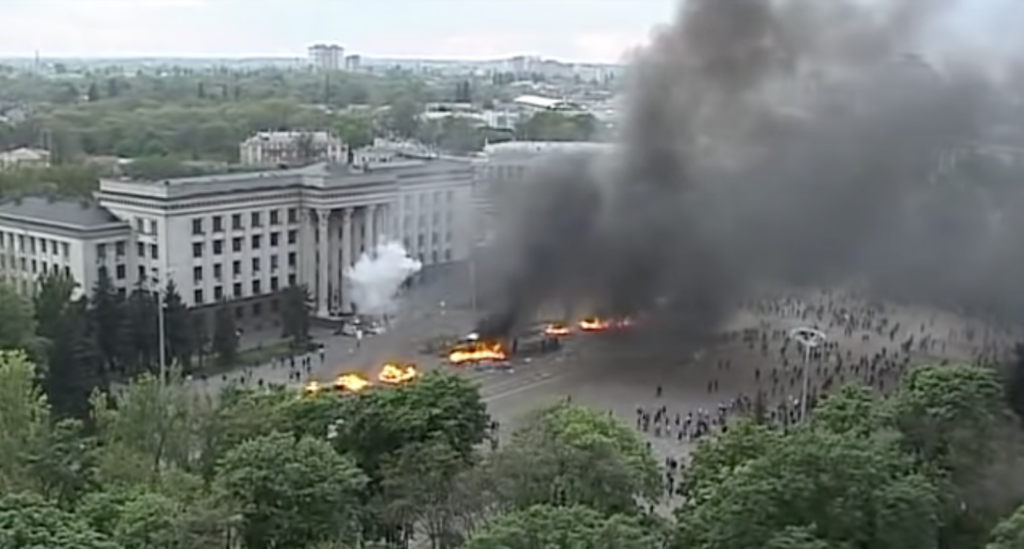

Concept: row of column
[[306, 204, 389, 317]]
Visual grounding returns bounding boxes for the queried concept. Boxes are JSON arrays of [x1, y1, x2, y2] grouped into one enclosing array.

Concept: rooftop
[[483, 141, 612, 156], [0, 195, 126, 232]]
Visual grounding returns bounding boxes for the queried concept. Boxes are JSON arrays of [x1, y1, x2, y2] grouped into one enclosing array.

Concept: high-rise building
[[308, 44, 344, 71]]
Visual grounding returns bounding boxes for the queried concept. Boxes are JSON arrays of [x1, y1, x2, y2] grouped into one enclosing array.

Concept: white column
[[328, 214, 339, 311], [300, 208, 315, 290], [365, 204, 377, 254], [341, 208, 353, 313], [316, 208, 330, 317]]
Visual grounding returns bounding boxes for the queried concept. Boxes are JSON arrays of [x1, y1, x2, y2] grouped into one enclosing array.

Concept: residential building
[[0, 147, 51, 170], [95, 145, 475, 323], [308, 44, 344, 71], [239, 131, 348, 167], [344, 55, 362, 72], [0, 195, 134, 297]]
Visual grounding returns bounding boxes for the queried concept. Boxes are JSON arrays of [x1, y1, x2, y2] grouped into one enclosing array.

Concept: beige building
[[239, 131, 348, 167], [0, 147, 51, 170], [96, 143, 475, 321], [308, 44, 344, 71]]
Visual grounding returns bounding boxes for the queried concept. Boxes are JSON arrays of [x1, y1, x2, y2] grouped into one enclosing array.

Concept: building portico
[[309, 203, 393, 317]]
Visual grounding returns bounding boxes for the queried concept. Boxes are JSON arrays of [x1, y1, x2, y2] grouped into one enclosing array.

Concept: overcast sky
[[0, 0, 1017, 63]]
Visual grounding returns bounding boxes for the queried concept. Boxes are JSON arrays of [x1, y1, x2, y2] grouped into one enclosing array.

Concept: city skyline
[[1, 0, 1018, 64]]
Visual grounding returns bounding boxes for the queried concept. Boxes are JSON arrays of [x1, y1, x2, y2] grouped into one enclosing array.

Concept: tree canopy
[[2, 298, 1024, 549]]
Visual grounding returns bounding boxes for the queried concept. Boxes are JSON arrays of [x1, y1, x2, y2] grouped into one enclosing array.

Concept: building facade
[[239, 131, 348, 167], [95, 149, 475, 321], [0, 196, 134, 298], [0, 147, 51, 170], [308, 44, 344, 71]]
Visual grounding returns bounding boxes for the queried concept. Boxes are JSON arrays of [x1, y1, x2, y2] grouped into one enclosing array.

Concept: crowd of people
[[629, 289, 1017, 501]]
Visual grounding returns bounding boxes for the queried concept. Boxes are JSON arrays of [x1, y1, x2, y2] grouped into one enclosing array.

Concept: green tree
[[91, 373, 206, 481], [121, 286, 159, 375], [162, 281, 193, 371], [483, 402, 661, 515], [0, 283, 35, 350], [280, 284, 312, 348], [0, 492, 118, 549], [676, 414, 940, 549], [516, 111, 600, 141], [214, 432, 367, 549], [462, 505, 661, 549], [211, 299, 238, 366], [380, 439, 476, 549], [989, 503, 1024, 549], [90, 267, 126, 376], [0, 350, 50, 493]]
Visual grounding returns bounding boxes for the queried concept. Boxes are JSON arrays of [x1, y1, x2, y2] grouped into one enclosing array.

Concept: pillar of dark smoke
[[476, 0, 1024, 342]]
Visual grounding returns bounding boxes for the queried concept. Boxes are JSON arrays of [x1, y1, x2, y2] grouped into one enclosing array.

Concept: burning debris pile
[[471, 0, 1024, 347], [303, 362, 420, 396]]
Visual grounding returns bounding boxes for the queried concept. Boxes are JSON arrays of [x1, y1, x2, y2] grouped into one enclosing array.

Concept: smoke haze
[[345, 242, 422, 316], [476, 0, 1024, 341]]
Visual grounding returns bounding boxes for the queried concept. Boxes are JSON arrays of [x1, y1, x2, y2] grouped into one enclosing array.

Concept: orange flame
[[303, 380, 323, 395], [579, 317, 610, 331], [334, 373, 371, 392], [448, 340, 508, 364], [544, 323, 572, 337], [378, 362, 418, 385]]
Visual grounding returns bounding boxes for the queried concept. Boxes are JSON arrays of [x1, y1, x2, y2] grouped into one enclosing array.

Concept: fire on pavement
[[448, 340, 509, 365], [378, 362, 419, 385]]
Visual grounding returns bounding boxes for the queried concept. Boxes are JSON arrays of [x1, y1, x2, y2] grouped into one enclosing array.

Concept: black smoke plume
[[475, 0, 1024, 341]]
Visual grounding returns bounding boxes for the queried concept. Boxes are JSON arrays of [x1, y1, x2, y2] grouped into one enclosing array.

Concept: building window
[[192, 218, 203, 235], [193, 266, 203, 283], [150, 245, 158, 260], [212, 216, 223, 232], [231, 214, 242, 230], [214, 286, 223, 300], [137, 242, 145, 257], [97, 243, 107, 259], [232, 260, 241, 277], [251, 212, 262, 227], [270, 232, 280, 247], [138, 265, 145, 281], [213, 263, 223, 281], [287, 208, 298, 223], [287, 230, 297, 244], [233, 282, 242, 298], [270, 255, 279, 270], [115, 241, 125, 257], [116, 264, 125, 280], [194, 289, 204, 305], [287, 252, 296, 267], [270, 276, 279, 291], [269, 209, 280, 225], [232, 237, 242, 253], [213, 240, 223, 255], [61, 242, 69, 258], [252, 257, 261, 273], [288, 273, 296, 286], [252, 279, 262, 295], [192, 242, 203, 258], [252, 235, 262, 249]]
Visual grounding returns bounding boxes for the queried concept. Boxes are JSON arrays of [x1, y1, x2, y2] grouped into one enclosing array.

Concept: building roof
[[0, 147, 50, 160], [0, 195, 126, 233], [483, 141, 612, 156], [242, 131, 340, 144], [513, 95, 564, 109]]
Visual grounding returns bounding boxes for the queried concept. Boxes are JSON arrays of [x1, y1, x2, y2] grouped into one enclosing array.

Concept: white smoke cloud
[[344, 241, 422, 316]]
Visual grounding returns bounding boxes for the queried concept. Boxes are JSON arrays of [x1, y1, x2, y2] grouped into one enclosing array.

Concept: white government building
[[0, 144, 475, 327]]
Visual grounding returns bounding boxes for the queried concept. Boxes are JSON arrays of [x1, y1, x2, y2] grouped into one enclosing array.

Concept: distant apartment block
[[239, 131, 348, 167], [0, 147, 50, 170], [344, 55, 361, 72], [308, 43, 344, 71]]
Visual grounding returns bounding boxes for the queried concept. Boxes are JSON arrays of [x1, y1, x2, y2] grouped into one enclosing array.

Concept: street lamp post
[[789, 327, 827, 420]]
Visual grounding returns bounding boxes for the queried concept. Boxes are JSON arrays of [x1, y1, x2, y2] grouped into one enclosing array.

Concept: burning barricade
[[448, 340, 509, 365], [544, 322, 572, 337], [578, 316, 634, 332], [378, 362, 419, 385], [334, 373, 372, 392]]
